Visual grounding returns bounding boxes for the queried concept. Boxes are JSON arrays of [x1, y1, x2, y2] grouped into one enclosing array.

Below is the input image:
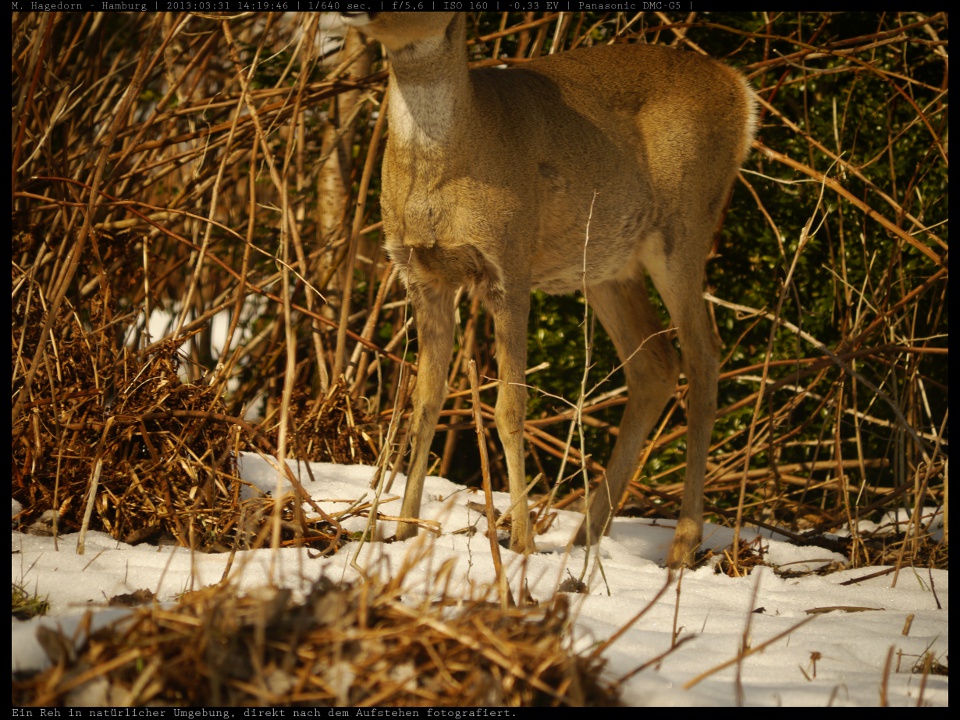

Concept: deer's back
[[383, 42, 753, 297]]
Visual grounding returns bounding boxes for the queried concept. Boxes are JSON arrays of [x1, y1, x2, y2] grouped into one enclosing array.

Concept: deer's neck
[[385, 16, 472, 155]]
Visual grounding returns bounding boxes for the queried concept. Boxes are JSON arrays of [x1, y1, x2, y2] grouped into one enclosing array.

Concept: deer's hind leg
[[647, 236, 719, 569], [573, 276, 680, 548]]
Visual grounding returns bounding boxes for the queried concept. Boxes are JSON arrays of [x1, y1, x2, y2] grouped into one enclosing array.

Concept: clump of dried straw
[[15, 575, 620, 707]]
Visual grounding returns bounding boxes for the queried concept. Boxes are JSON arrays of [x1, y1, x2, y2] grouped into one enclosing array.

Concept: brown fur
[[341, 12, 755, 566]]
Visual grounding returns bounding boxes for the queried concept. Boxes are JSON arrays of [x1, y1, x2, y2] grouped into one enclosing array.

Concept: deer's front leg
[[490, 286, 535, 554], [396, 281, 456, 542]]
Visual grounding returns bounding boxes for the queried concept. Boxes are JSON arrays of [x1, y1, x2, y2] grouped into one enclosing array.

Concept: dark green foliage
[[433, 13, 947, 537]]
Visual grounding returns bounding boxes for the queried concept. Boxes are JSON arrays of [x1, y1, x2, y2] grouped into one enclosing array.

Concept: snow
[[12, 453, 948, 707]]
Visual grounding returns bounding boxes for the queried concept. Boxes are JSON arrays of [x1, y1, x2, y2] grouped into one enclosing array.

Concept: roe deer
[[340, 12, 755, 567]]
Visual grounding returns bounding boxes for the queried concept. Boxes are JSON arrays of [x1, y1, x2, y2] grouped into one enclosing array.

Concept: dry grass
[[10, 9, 948, 706], [12, 10, 946, 566], [13, 574, 619, 707]]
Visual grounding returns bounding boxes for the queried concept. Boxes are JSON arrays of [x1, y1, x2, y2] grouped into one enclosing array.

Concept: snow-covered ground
[[12, 453, 948, 706]]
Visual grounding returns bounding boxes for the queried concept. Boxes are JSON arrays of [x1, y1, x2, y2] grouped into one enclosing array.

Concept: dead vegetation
[[13, 576, 619, 707], [10, 9, 948, 706], [12, 9, 946, 566]]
